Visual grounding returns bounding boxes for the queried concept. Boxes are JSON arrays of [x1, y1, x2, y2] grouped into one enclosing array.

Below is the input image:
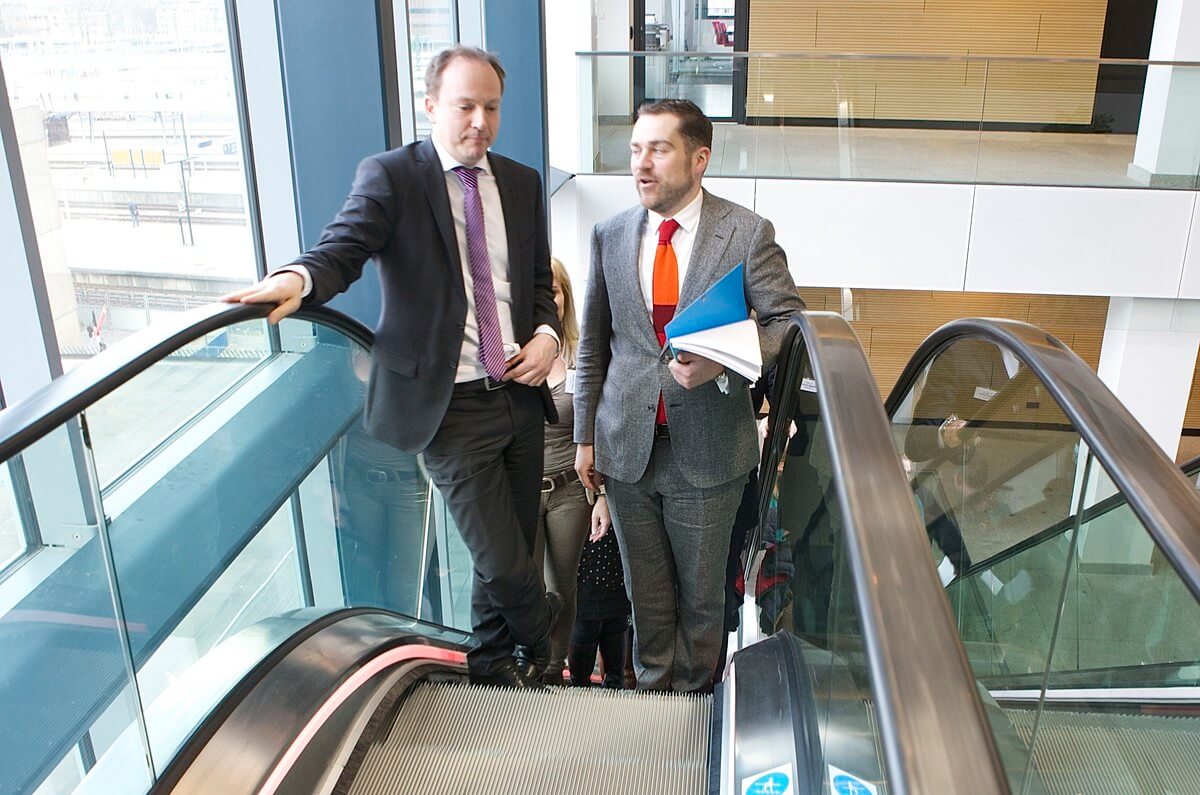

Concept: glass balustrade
[[578, 53, 1200, 190], [0, 308, 475, 794], [891, 334, 1200, 795]]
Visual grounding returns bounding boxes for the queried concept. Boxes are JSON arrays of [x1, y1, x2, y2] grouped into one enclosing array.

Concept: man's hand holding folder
[[663, 262, 762, 383]]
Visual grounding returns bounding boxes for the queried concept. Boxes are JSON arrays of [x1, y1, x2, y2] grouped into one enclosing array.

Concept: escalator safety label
[[828, 765, 878, 795], [742, 763, 793, 795]]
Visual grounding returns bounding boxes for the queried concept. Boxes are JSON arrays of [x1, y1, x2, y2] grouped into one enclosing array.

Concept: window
[[408, 0, 457, 139], [0, 0, 259, 364], [701, 1, 735, 19], [0, 462, 29, 573]]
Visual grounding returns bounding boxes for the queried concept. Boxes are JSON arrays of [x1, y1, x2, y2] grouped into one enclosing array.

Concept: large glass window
[[0, 0, 258, 361], [407, 0, 456, 139], [0, 461, 29, 571]]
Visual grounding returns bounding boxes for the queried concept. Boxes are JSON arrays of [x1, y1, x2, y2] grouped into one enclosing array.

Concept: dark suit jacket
[[291, 138, 561, 453]]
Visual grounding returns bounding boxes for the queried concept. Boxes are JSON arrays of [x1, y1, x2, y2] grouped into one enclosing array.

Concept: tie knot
[[453, 165, 481, 190], [657, 218, 680, 245]]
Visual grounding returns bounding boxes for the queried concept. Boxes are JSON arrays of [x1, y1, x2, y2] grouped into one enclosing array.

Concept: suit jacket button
[[449, 362, 457, 370], [647, 405, 654, 412], [456, 322, 465, 330]]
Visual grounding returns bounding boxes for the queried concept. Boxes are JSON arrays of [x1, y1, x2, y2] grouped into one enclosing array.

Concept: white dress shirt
[[283, 139, 557, 383], [639, 189, 703, 312]]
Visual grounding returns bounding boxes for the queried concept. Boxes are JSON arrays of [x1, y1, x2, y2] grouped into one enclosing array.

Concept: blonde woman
[[530, 257, 606, 684]]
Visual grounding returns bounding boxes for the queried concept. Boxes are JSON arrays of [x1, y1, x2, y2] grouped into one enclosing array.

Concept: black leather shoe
[[517, 591, 563, 682], [468, 660, 544, 689]]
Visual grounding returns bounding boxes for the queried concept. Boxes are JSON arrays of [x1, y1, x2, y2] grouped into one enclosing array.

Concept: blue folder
[[664, 262, 747, 342]]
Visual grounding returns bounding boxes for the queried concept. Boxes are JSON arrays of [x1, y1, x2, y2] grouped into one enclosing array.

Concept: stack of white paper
[[670, 318, 762, 382]]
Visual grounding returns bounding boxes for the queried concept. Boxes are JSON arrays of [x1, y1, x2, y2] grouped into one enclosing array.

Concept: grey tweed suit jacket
[[573, 190, 804, 488]]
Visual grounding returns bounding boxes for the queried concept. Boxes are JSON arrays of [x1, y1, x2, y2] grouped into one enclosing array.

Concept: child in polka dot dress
[[568, 493, 631, 688]]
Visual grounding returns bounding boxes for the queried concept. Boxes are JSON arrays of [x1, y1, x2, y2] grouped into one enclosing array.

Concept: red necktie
[[652, 218, 680, 425]]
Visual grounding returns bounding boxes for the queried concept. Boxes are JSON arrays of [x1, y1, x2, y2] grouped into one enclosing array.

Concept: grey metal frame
[[885, 318, 1200, 602], [223, 0, 270, 281], [0, 56, 84, 564], [379, 0, 419, 147], [752, 311, 1010, 795]]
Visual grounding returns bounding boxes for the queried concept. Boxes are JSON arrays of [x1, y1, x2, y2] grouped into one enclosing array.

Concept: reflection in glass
[[0, 0, 258, 358], [83, 320, 271, 489], [892, 336, 1200, 794], [328, 346, 437, 618], [136, 500, 301, 773], [755, 349, 888, 792]]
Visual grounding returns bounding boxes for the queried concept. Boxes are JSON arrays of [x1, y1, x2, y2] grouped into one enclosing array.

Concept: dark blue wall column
[[484, 0, 550, 201], [276, 0, 388, 327]]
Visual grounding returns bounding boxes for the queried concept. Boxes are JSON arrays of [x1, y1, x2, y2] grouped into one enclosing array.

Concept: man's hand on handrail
[[221, 271, 304, 325]]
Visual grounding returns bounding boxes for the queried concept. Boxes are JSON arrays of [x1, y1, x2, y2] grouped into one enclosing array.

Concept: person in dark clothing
[[913, 448, 988, 581], [568, 496, 630, 688]]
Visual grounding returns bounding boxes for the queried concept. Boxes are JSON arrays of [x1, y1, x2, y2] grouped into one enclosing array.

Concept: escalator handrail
[[753, 312, 1010, 795], [0, 302, 373, 462], [884, 318, 1200, 601], [152, 609, 470, 794]]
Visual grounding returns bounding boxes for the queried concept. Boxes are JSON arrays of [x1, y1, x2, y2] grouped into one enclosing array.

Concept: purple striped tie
[[453, 166, 507, 382]]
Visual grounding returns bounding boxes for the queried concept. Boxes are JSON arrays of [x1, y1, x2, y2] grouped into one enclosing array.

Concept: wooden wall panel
[[747, 11, 816, 50], [746, 0, 1108, 124], [1184, 354, 1200, 430], [795, 287, 1108, 397]]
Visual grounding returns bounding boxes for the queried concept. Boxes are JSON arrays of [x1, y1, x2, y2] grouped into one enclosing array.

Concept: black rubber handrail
[[152, 610, 471, 795], [751, 312, 1009, 795], [0, 303, 373, 462], [884, 318, 1200, 601]]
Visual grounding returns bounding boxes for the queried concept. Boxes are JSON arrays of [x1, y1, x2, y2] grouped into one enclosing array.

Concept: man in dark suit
[[224, 46, 561, 688]]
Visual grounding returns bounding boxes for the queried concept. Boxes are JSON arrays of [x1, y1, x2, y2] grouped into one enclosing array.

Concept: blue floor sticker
[[741, 763, 794, 795], [828, 764, 879, 795]]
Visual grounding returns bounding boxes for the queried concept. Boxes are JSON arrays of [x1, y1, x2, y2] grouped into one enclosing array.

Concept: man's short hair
[[425, 45, 506, 99], [636, 98, 713, 152]]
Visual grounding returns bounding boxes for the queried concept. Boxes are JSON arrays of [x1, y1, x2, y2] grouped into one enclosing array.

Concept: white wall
[[967, 186, 1196, 297], [595, 0, 632, 119], [544, 0, 594, 173], [556, 174, 1200, 301]]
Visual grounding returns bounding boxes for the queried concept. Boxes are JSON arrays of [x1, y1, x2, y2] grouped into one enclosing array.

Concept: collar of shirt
[[646, 188, 703, 238], [638, 190, 705, 313], [430, 135, 493, 177]]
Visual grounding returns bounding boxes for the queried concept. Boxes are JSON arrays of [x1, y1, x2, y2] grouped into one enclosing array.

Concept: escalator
[[0, 304, 1011, 794], [153, 310, 1006, 795], [883, 319, 1200, 795]]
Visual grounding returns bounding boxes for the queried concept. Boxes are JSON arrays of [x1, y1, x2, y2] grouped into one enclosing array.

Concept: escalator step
[[347, 682, 712, 795], [1006, 707, 1200, 795]]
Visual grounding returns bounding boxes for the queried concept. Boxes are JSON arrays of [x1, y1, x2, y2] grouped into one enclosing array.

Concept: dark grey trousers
[[423, 382, 551, 676], [606, 437, 746, 692]]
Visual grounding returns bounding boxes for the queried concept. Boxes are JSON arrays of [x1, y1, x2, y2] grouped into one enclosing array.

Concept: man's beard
[[643, 175, 695, 215]]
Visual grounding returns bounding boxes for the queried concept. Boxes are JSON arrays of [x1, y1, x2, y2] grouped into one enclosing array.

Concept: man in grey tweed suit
[[573, 99, 802, 691]]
